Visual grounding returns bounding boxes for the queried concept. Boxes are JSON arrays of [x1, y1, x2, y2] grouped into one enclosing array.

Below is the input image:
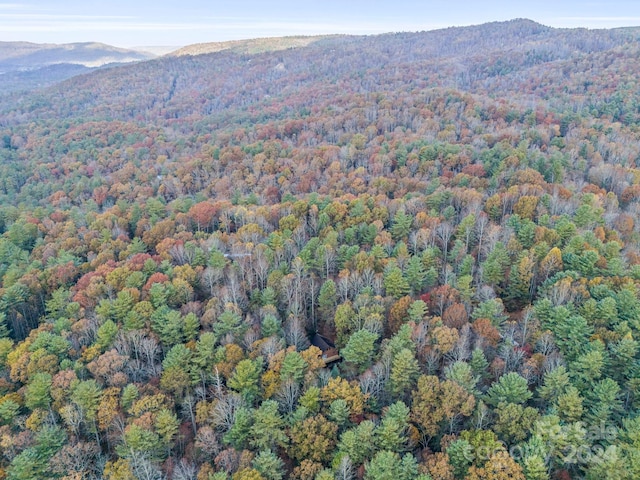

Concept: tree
[[337, 420, 377, 466], [493, 402, 539, 444], [538, 366, 570, 404], [486, 373, 532, 406], [224, 406, 252, 449], [50, 441, 102, 479], [424, 452, 454, 480], [556, 386, 584, 423], [252, 450, 285, 480], [6, 218, 38, 250], [364, 451, 419, 480], [103, 457, 136, 480], [391, 210, 412, 241], [183, 312, 200, 342], [388, 296, 412, 335], [445, 361, 479, 395], [457, 213, 476, 252], [154, 407, 179, 454], [513, 196, 538, 220], [315, 469, 334, 480], [342, 329, 379, 372], [446, 439, 474, 479], [334, 302, 356, 348], [321, 377, 366, 417], [472, 298, 508, 327], [608, 335, 638, 384], [280, 351, 308, 384], [96, 319, 119, 349], [289, 415, 338, 464], [8, 425, 65, 480], [0, 399, 20, 424], [548, 313, 593, 362], [298, 386, 321, 414], [585, 378, 622, 425], [569, 346, 605, 392], [188, 201, 217, 231], [584, 445, 629, 480], [376, 401, 411, 452], [383, 266, 409, 299], [407, 300, 427, 323], [506, 254, 535, 309], [233, 468, 265, 480], [317, 279, 337, 326], [521, 454, 550, 480], [228, 358, 262, 404], [249, 400, 288, 451], [193, 331, 217, 371], [335, 455, 356, 480], [442, 303, 468, 329], [465, 451, 525, 480], [151, 306, 184, 346], [540, 247, 563, 280], [8, 447, 49, 480], [160, 348, 194, 397], [25, 372, 52, 410], [113, 289, 137, 323], [482, 243, 510, 288], [214, 309, 247, 340], [405, 256, 427, 294], [388, 348, 420, 398], [329, 399, 351, 427], [411, 375, 475, 438]]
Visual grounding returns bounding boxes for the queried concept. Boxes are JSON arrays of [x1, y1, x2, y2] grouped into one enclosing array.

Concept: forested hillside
[[1, 19, 640, 480]]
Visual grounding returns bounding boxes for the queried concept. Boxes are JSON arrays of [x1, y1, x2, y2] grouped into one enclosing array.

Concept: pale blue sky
[[1, 1, 640, 47]]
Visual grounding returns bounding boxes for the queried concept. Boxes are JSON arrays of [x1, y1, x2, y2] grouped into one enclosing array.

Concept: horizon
[[1, 1, 640, 48]]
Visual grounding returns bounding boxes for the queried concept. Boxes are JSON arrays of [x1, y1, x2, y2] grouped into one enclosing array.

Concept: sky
[[1, 1, 640, 48]]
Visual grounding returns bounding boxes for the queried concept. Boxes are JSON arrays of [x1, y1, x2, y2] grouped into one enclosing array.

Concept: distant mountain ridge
[[169, 35, 337, 57], [132, 46, 182, 56], [0, 41, 155, 71], [3, 18, 639, 123], [0, 41, 157, 94], [2, 19, 640, 115]]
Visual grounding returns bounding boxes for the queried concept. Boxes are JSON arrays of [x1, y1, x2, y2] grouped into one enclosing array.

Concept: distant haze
[[131, 46, 181, 56], [1, 0, 640, 47]]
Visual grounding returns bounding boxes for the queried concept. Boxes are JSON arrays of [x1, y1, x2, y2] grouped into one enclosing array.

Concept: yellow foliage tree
[[321, 377, 366, 416]]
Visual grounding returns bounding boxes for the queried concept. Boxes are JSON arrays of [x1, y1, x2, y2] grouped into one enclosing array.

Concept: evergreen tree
[[486, 373, 532, 406], [342, 329, 379, 373]]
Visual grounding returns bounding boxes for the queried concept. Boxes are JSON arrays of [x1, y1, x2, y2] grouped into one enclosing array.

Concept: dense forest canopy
[[1, 18, 640, 480]]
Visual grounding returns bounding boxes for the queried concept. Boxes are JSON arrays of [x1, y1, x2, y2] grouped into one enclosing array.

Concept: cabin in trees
[[311, 333, 341, 364]]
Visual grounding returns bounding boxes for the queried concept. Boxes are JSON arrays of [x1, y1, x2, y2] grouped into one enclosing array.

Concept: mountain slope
[[2, 19, 640, 480], [2, 19, 639, 124], [0, 63, 93, 93]]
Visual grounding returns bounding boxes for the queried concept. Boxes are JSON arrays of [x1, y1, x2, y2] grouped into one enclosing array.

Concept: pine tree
[[228, 358, 262, 404], [342, 329, 379, 373], [384, 266, 409, 299], [250, 400, 288, 451], [388, 348, 419, 398], [338, 420, 377, 465], [391, 210, 412, 241], [405, 255, 427, 294], [252, 450, 285, 480], [486, 373, 532, 406], [318, 279, 337, 325]]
